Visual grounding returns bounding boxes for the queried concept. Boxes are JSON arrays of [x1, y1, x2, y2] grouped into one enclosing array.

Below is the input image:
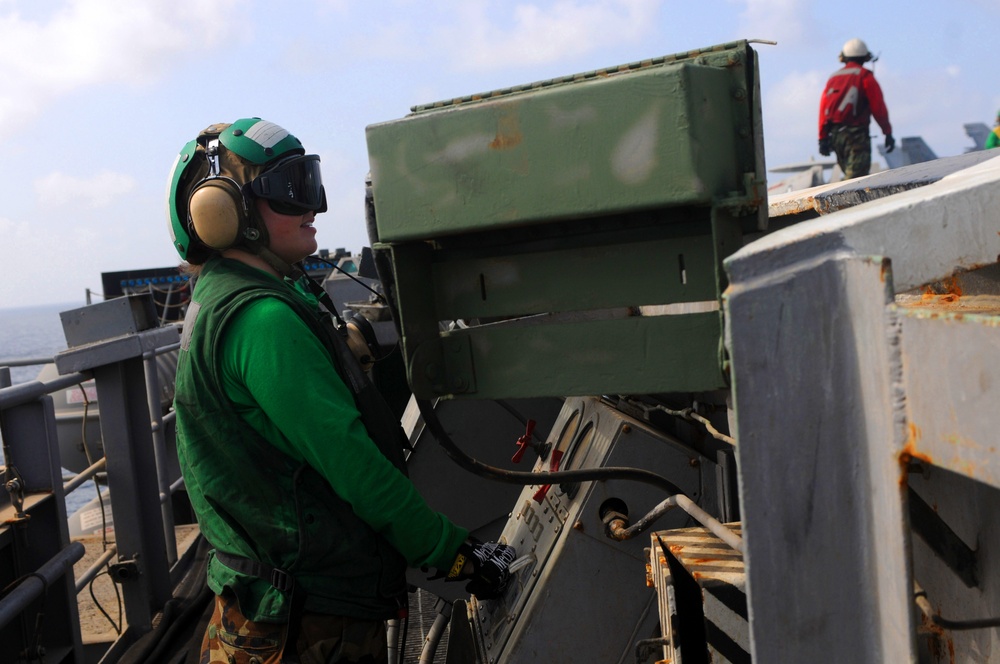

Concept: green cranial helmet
[[166, 118, 324, 263]]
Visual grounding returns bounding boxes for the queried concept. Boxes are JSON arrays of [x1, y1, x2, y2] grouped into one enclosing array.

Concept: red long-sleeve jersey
[[818, 62, 892, 140]]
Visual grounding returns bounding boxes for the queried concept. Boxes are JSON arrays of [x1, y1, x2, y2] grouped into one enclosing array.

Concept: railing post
[[54, 295, 180, 639], [0, 385, 86, 660], [143, 349, 178, 565]]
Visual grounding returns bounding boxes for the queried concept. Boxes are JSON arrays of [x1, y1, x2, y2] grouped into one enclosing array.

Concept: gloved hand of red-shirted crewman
[[445, 538, 517, 599]]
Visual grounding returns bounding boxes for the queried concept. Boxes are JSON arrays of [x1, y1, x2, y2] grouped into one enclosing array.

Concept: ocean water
[[0, 302, 97, 514], [0, 302, 73, 384]]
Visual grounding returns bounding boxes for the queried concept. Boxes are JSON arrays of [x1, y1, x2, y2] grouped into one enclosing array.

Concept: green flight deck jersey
[[174, 257, 468, 622]]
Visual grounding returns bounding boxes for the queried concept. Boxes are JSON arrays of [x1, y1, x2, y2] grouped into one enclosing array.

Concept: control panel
[[470, 396, 717, 662]]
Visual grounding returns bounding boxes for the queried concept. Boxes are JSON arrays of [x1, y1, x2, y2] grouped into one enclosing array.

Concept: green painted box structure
[[365, 40, 766, 400]]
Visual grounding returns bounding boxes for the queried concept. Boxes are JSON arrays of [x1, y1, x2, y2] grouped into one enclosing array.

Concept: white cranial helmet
[[840, 38, 871, 60]]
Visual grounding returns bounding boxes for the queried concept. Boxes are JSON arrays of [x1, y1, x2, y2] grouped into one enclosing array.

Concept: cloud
[[353, 0, 663, 71], [760, 68, 826, 166], [34, 170, 136, 209], [316, 0, 352, 12], [448, 0, 663, 70], [877, 63, 989, 158], [312, 148, 375, 254], [0, 216, 19, 238], [0, 0, 244, 140], [0, 213, 103, 307], [734, 0, 813, 49]]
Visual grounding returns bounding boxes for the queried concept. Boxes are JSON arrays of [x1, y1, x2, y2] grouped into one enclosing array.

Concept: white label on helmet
[[244, 121, 290, 148]]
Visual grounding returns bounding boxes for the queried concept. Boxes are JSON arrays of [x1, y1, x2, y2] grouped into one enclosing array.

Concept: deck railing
[[0, 301, 188, 663]]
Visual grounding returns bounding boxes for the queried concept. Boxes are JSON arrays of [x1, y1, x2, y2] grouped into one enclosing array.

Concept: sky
[[1, 0, 998, 309]]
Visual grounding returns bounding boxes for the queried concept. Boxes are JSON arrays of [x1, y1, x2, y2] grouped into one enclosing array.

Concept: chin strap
[[242, 238, 347, 326], [252, 244, 297, 278], [252, 242, 357, 340]]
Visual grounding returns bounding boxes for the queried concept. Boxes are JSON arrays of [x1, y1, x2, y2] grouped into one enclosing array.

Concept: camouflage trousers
[[830, 124, 872, 180], [200, 593, 388, 664]]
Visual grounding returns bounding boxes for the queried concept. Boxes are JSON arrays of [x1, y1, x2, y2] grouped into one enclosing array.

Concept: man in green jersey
[[986, 110, 1000, 149], [166, 118, 515, 664]]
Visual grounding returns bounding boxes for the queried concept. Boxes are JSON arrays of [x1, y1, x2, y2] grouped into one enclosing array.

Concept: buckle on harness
[[270, 568, 294, 593]]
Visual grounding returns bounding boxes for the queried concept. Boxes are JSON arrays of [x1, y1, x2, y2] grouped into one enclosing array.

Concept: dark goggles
[[250, 154, 328, 216]]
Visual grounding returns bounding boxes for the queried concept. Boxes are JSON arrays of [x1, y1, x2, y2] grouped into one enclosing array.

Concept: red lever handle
[[532, 449, 564, 503], [511, 420, 537, 463]]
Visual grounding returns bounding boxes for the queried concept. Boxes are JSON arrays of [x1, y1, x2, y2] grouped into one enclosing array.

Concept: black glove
[[446, 539, 516, 599], [885, 134, 895, 153], [818, 137, 832, 157]]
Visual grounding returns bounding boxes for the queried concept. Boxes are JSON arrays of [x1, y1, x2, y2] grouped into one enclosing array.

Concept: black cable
[[0, 571, 47, 599], [914, 587, 1000, 631], [399, 610, 410, 663], [117, 536, 214, 664], [415, 398, 687, 495], [88, 570, 122, 634], [306, 253, 386, 304], [934, 615, 1000, 631], [296, 262, 400, 368], [29, 608, 45, 662], [0, 573, 48, 662], [493, 400, 545, 442]]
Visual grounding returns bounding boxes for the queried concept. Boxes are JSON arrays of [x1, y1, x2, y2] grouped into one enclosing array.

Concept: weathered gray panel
[[898, 309, 1000, 488], [726, 254, 914, 662]]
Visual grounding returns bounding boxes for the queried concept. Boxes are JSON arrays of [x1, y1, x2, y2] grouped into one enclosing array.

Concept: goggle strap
[[206, 139, 222, 177]]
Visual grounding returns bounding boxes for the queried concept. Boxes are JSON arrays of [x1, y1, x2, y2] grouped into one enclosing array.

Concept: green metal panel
[[367, 46, 758, 242], [365, 40, 765, 400], [410, 312, 725, 400], [429, 226, 719, 321]]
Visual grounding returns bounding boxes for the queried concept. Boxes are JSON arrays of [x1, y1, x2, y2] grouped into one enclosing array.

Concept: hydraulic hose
[[415, 398, 687, 496], [418, 599, 452, 664], [914, 581, 1000, 631], [602, 494, 744, 553]]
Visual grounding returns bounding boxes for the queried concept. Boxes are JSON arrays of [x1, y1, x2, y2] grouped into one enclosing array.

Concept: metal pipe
[[63, 457, 107, 494], [0, 542, 85, 629], [168, 476, 186, 494], [642, 401, 736, 446], [159, 285, 175, 327], [0, 356, 56, 368], [418, 600, 452, 664], [605, 494, 744, 553], [386, 618, 400, 664], [75, 545, 118, 593], [0, 371, 93, 409], [143, 350, 177, 565], [153, 341, 181, 356], [688, 411, 736, 446]]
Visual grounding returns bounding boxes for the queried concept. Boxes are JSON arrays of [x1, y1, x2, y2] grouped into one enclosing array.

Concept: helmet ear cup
[[188, 179, 246, 250]]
